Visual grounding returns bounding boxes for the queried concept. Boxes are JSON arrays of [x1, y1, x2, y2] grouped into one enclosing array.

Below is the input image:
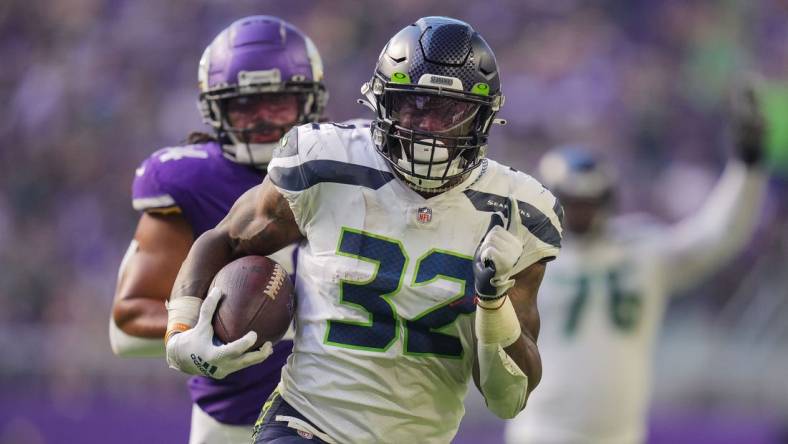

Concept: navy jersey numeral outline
[[563, 267, 643, 337], [325, 228, 476, 359]]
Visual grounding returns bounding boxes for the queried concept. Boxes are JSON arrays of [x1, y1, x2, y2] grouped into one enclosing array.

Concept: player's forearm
[[504, 330, 542, 391], [170, 228, 236, 302], [113, 298, 168, 338], [663, 83, 770, 290], [712, 161, 767, 251], [693, 161, 765, 244], [475, 296, 533, 419], [664, 161, 767, 290], [109, 317, 165, 357], [502, 262, 545, 389], [165, 229, 236, 344], [110, 293, 167, 356]]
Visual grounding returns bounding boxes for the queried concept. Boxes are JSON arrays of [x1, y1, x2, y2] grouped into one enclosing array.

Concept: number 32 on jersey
[[325, 227, 476, 359]]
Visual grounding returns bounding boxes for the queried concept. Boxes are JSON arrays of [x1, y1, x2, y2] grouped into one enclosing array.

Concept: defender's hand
[[165, 288, 273, 379], [474, 196, 524, 300], [732, 82, 765, 166]]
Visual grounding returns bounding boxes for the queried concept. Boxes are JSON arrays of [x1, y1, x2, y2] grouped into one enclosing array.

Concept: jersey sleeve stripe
[[132, 194, 177, 211], [553, 199, 565, 228], [519, 200, 562, 248], [463, 190, 562, 248], [269, 159, 395, 192]]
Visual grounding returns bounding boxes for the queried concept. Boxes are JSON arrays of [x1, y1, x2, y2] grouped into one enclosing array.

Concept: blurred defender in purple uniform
[[109, 16, 326, 443]]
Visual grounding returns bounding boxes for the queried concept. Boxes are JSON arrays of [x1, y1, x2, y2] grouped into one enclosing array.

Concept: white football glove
[[473, 196, 525, 300], [165, 287, 273, 379]]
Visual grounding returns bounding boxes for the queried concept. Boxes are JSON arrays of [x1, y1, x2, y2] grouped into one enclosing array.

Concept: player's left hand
[[474, 196, 524, 301]]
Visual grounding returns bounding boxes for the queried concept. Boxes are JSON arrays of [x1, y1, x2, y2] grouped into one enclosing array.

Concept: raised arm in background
[[658, 86, 769, 293]]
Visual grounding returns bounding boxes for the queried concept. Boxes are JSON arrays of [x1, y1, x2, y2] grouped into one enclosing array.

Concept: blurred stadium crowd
[[0, 0, 786, 442]]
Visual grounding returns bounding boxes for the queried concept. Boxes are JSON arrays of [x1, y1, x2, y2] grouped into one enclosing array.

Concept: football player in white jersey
[[505, 87, 768, 444], [163, 16, 564, 443]]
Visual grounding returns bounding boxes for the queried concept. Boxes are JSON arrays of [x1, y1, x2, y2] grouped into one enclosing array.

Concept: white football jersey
[[267, 121, 563, 443], [506, 162, 766, 444], [508, 223, 668, 444]]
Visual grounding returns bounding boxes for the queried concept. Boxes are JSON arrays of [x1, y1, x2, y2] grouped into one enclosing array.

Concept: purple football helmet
[[198, 16, 327, 166]]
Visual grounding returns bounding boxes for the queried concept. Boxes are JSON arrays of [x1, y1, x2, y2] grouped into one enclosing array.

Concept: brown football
[[210, 255, 295, 349]]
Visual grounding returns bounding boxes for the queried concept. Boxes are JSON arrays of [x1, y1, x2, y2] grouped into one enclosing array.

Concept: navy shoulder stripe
[[463, 189, 562, 248], [553, 198, 565, 228], [269, 159, 395, 192]]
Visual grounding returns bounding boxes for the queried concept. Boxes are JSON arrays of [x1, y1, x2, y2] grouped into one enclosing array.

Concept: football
[[210, 255, 295, 349]]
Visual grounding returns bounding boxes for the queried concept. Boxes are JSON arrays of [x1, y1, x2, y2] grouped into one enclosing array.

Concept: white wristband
[[165, 296, 202, 343], [475, 296, 521, 347]]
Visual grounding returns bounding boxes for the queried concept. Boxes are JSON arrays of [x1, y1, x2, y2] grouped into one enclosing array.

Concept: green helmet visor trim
[[391, 72, 412, 84], [471, 82, 490, 96]]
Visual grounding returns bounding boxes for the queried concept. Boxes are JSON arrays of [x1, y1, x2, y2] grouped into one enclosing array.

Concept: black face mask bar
[[202, 82, 327, 132], [373, 117, 483, 183], [217, 93, 309, 141]]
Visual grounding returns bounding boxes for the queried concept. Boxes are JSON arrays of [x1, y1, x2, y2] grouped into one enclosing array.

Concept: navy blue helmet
[[362, 17, 505, 191]]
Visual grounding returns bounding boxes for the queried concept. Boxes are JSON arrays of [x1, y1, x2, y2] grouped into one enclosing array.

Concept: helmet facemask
[[363, 16, 506, 192], [200, 80, 325, 166], [369, 81, 498, 192]]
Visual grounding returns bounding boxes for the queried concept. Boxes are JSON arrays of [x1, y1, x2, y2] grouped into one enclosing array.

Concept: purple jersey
[[132, 141, 293, 425]]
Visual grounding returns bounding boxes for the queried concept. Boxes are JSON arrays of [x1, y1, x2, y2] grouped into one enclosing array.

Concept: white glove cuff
[[164, 331, 187, 371], [476, 296, 522, 346]]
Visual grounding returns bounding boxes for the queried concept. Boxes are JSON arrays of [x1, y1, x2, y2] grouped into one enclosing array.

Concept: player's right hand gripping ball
[[211, 256, 295, 349], [473, 196, 525, 300]]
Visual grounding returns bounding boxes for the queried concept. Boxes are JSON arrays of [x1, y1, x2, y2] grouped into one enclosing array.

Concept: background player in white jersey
[[162, 16, 564, 443], [505, 87, 769, 444], [109, 16, 327, 443]]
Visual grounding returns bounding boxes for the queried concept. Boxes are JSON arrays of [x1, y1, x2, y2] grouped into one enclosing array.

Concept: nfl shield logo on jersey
[[297, 430, 314, 440], [417, 207, 432, 224]]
